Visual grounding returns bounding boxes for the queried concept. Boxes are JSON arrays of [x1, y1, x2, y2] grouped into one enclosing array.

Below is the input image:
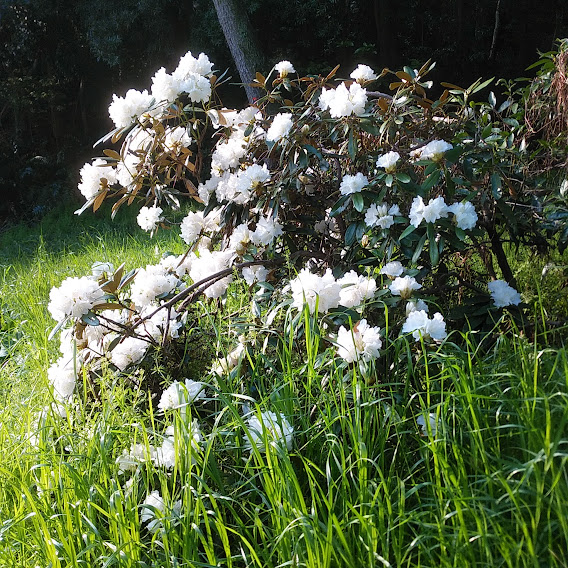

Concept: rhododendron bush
[[47, 49, 560, 414]]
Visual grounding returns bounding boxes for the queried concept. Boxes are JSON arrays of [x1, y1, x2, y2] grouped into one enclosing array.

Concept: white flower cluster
[[336, 319, 382, 363], [488, 279, 521, 308], [130, 264, 180, 308], [319, 82, 368, 118], [245, 410, 293, 452], [158, 379, 206, 411], [151, 51, 214, 104], [376, 151, 400, 173], [48, 276, 103, 322], [275, 60, 295, 77], [410, 140, 453, 162], [291, 267, 377, 314], [350, 64, 378, 83], [365, 202, 401, 229], [409, 196, 478, 230], [389, 275, 422, 300], [340, 173, 369, 196], [402, 310, 447, 342], [266, 113, 293, 143], [78, 159, 117, 200], [108, 89, 155, 129], [137, 205, 163, 232]]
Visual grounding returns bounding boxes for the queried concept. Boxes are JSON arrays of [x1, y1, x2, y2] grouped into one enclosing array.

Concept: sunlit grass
[[0, 211, 567, 567]]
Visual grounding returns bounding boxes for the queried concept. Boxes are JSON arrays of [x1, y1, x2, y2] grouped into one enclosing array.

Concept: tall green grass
[[0, 210, 567, 567]]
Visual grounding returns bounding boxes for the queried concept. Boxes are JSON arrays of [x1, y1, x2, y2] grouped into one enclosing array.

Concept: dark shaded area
[[1, 0, 566, 225]]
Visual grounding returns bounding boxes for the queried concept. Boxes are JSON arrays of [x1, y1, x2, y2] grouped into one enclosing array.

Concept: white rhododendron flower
[[410, 139, 453, 161], [266, 113, 293, 142], [158, 379, 206, 411], [110, 337, 148, 371], [242, 265, 269, 286], [151, 67, 180, 103], [140, 490, 167, 531], [78, 159, 117, 200], [48, 277, 103, 321], [164, 126, 191, 149], [402, 310, 447, 342], [189, 249, 234, 298], [336, 319, 382, 363], [91, 261, 114, 278], [212, 342, 245, 375], [390, 275, 422, 299], [376, 151, 400, 173], [406, 299, 429, 315], [448, 201, 478, 230], [250, 215, 283, 246], [47, 357, 77, 402], [364, 202, 400, 229], [153, 423, 201, 469], [108, 89, 154, 128], [290, 268, 341, 314], [137, 205, 163, 232], [339, 173, 369, 196], [319, 82, 367, 118], [275, 60, 295, 77], [380, 261, 404, 278], [245, 410, 293, 452], [409, 196, 449, 227], [488, 280, 522, 308], [350, 64, 378, 83], [117, 443, 153, 473], [130, 264, 179, 307], [337, 271, 377, 308]]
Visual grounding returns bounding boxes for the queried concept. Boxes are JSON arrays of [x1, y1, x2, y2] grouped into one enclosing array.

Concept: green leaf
[[345, 223, 358, 246], [421, 169, 441, 190], [352, 192, 364, 212], [399, 224, 416, 240], [396, 173, 411, 183], [348, 129, 357, 161], [491, 172, 502, 199], [412, 233, 428, 264], [488, 91, 496, 108], [427, 224, 439, 266], [330, 195, 349, 217], [385, 174, 394, 187]]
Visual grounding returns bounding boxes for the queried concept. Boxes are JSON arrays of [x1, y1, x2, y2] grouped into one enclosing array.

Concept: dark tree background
[[1, 0, 566, 223]]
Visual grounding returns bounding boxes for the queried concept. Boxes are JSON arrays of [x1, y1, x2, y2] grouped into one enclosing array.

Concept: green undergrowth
[[0, 213, 567, 567]]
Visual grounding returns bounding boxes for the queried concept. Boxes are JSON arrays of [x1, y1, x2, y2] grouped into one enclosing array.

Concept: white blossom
[[110, 337, 148, 371], [245, 410, 293, 452], [488, 280, 521, 308], [250, 215, 283, 246], [130, 265, 179, 307], [406, 299, 429, 315], [339, 173, 368, 196], [319, 82, 367, 118], [137, 205, 163, 232], [409, 196, 449, 227], [47, 357, 77, 401], [275, 60, 296, 77], [158, 379, 206, 411], [290, 268, 341, 314], [375, 151, 400, 173], [140, 490, 166, 532], [389, 275, 422, 299], [266, 113, 293, 143], [189, 249, 234, 298], [350, 64, 378, 83], [337, 271, 377, 308], [364, 202, 399, 229], [78, 159, 117, 200], [336, 319, 382, 363], [402, 310, 447, 342], [242, 265, 269, 286], [48, 277, 103, 322], [212, 342, 245, 375], [410, 140, 453, 162], [380, 261, 404, 278], [448, 201, 478, 230], [108, 89, 154, 128]]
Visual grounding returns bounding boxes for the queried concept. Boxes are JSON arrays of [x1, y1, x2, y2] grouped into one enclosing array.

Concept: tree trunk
[[212, 0, 264, 104]]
